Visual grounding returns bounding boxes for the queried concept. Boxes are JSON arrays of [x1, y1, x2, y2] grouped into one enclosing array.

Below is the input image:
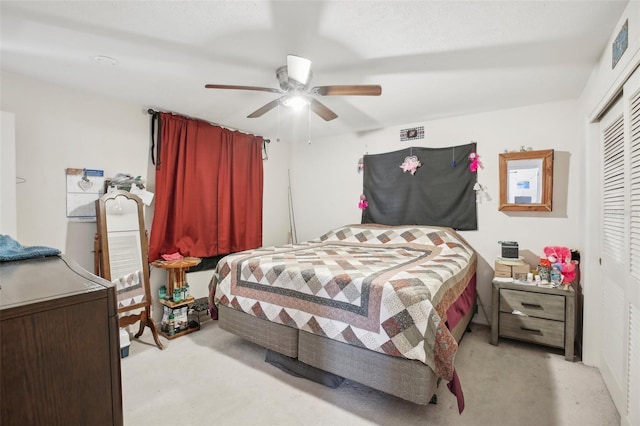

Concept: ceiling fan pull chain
[[277, 102, 281, 142]]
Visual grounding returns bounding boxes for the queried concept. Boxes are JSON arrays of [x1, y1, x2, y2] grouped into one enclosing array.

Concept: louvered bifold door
[[602, 112, 625, 267], [599, 69, 640, 426], [600, 102, 627, 416], [626, 78, 640, 426]]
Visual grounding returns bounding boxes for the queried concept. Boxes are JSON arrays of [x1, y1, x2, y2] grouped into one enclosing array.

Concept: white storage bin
[[119, 329, 130, 358]]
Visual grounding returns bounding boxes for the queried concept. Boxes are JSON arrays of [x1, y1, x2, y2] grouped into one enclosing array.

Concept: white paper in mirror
[[107, 231, 143, 280], [104, 195, 144, 280]]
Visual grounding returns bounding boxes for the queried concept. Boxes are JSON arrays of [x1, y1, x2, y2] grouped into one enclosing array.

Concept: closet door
[[626, 74, 640, 426], [599, 70, 640, 426]]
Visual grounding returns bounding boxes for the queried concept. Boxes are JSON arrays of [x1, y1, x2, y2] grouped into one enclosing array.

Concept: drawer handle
[[520, 326, 542, 335], [521, 302, 543, 310]]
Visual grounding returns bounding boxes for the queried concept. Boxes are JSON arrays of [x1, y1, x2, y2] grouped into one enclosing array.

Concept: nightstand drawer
[[499, 312, 565, 348], [500, 289, 565, 321]]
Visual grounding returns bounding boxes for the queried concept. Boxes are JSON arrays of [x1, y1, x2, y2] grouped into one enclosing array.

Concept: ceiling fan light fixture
[[282, 94, 308, 110], [287, 55, 311, 85]]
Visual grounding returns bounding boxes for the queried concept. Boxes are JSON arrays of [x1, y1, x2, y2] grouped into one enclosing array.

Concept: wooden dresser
[[0, 255, 123, 426]]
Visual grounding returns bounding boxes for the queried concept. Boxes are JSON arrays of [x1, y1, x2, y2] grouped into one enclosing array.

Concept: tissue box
[[119, 329, 130, 358]]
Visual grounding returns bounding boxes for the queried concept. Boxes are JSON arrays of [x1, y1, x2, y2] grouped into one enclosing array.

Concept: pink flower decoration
[[400, 155, 422, 175]]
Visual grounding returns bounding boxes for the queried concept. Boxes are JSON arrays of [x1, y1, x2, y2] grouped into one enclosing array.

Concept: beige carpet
[[121, 321, 619, 426]]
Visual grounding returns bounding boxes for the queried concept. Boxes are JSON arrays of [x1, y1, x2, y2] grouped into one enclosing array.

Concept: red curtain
[[148, 113, 263, 262]]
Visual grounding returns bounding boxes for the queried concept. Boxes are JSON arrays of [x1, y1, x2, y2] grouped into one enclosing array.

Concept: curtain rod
[[146, 108, 267, 141]]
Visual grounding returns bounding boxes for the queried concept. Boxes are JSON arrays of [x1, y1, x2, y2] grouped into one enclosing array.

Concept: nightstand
[[491, 280, 576, 361], [152, 257, 201, 339]]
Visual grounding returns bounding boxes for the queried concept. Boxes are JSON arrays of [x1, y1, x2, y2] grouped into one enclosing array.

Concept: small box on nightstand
[[495, 258, 530, 279], [495, 261, 513, 278], [511, 263, 530, 277]]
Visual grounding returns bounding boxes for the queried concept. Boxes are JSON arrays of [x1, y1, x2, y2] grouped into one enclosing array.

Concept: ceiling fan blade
[[205, 84, 282, 94], [287, 55, 312, 85], [311, 85, 382, 96], [247, 97, 284, 118], [309, 98, 338, 121]]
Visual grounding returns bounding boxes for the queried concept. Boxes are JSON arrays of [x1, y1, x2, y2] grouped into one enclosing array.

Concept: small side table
[[491, 279, 577, 361], [152, 257, 201, 339]]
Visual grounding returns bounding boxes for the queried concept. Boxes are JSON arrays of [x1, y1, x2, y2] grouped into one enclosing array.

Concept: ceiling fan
[[205, 55, 381, 121]]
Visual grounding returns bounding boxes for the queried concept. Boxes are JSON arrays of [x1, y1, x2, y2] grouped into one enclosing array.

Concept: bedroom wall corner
[[260, 135, 293, 247], [1, 111, 17, 238]]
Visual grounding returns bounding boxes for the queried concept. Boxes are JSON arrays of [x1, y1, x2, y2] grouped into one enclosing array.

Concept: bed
[[208, 223, 476, 410]]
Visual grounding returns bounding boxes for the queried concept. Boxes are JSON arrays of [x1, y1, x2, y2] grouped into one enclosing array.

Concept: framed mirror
[[499, 149, 554, 212], [95, 190, 163, 349]]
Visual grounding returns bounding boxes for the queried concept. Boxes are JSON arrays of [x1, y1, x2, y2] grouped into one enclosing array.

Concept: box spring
[[218, 304, 298, 357], [217, 298, 475, 405]]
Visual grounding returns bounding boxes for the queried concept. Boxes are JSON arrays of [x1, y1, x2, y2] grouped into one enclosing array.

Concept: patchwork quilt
[[209, 224, 476, 381], [112, 270, 147, 312]]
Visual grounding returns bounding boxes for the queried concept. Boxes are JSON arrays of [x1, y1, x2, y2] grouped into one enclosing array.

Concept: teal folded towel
[[0, 235, 61, 262]]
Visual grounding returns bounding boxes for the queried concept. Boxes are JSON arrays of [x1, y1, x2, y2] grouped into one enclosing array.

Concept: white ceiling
[[0, 1, 629, 140]]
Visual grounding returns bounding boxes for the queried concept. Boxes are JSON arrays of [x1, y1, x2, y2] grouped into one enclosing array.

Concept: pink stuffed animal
[[543, 246, 576, 284]]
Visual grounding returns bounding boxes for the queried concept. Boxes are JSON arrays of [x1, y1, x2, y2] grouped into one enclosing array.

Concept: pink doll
[[469, 152, 482, 172], [358, 194, 368, 210]]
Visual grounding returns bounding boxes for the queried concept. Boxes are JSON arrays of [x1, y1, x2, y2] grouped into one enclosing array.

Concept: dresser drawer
[[499, 312, 565, 348], [499, 289, 565, 321]]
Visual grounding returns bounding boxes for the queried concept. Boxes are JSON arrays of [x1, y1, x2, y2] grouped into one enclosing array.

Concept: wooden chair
[[94, 190, 163, 350]]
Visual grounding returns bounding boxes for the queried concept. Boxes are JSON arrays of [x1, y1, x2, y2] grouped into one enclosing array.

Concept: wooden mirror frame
[[499, 149, 554, 212], [94, 190, 163, 350]]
